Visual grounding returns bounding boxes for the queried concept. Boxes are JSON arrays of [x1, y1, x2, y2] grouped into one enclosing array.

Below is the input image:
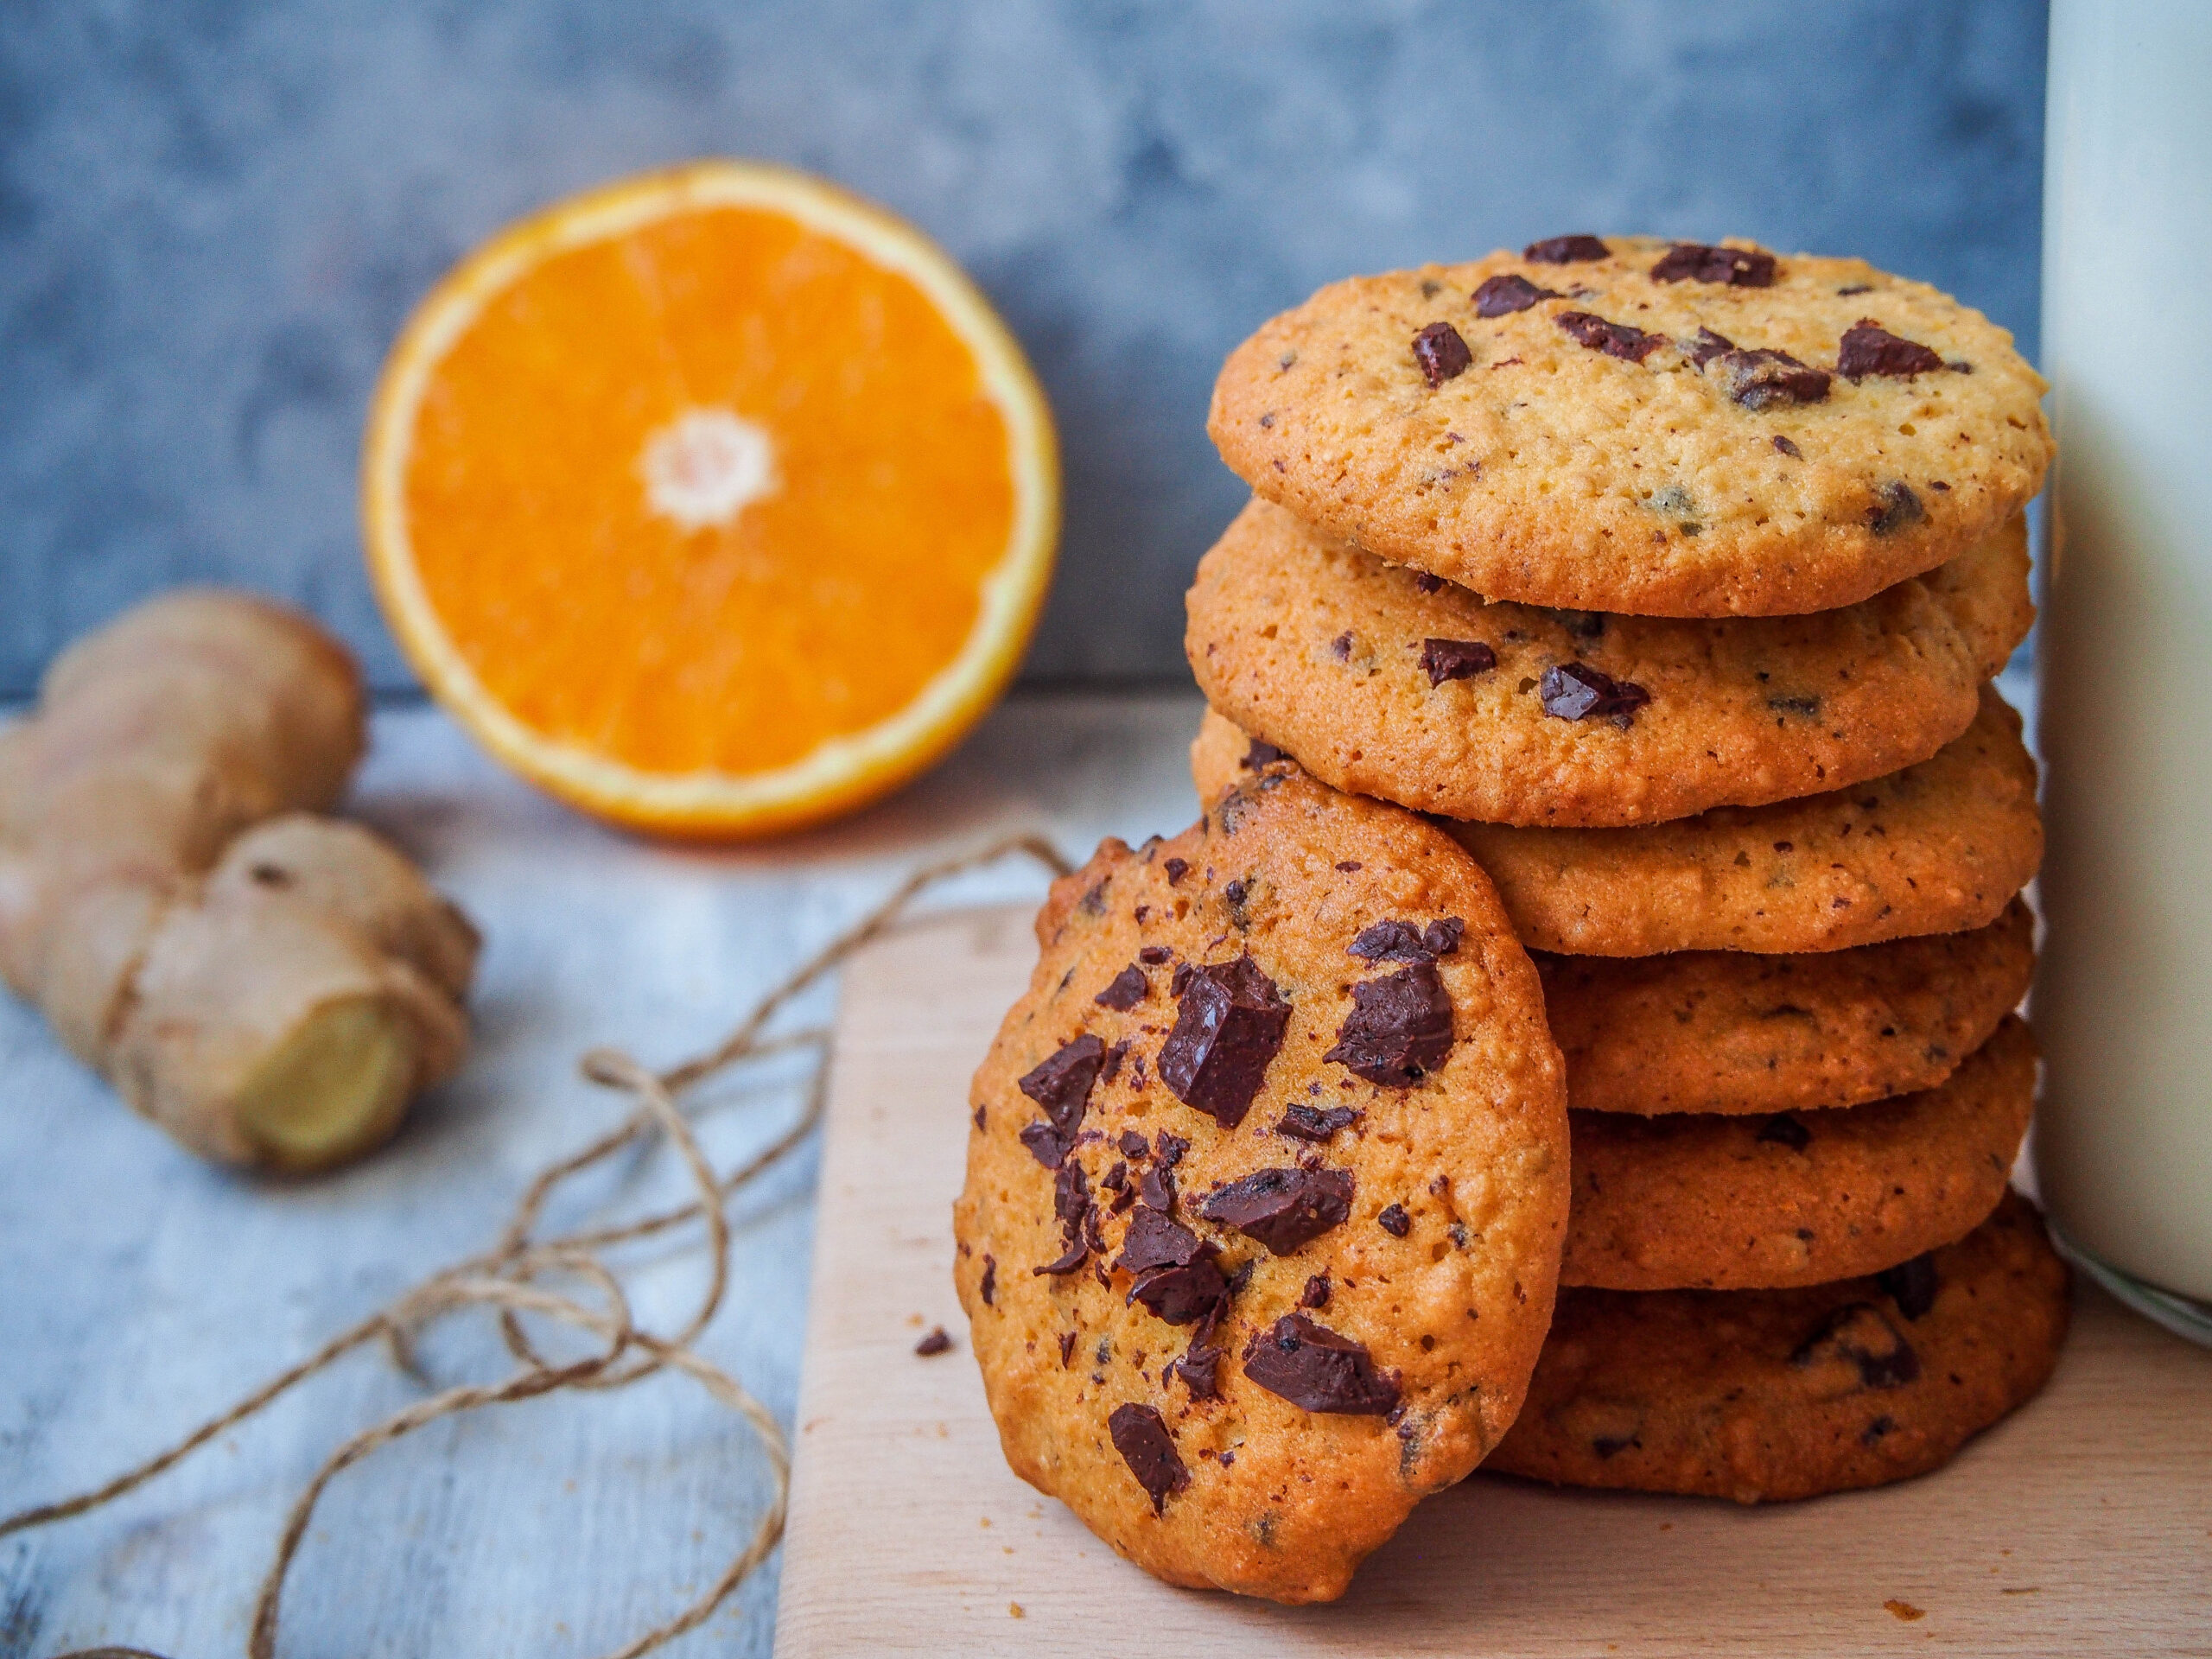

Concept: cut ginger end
[[365, 161, 1060, 839], [232, 997, 419, 1173]]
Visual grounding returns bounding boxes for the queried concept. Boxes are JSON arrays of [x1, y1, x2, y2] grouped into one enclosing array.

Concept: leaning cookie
[[1192, 687, 2040, 956], [1490, 1191, 2069, 1502], [1186, 497, 2031, 827], [1210, 238, 2050, 617], [1538, 898, 2032, 1116], [1562, 1016, 2035, 1290], [955, 769, 1568, 1602]]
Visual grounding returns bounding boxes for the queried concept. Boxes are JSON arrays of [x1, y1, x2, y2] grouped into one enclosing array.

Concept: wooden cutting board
[[775, 904, 2212, 1656]]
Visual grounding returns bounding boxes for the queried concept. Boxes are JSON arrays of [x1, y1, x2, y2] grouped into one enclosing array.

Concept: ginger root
[[0, 590, 479, 1171]]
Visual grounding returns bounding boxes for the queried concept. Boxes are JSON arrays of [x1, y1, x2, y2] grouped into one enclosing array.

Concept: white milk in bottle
[[2036, 0, 2212, 1339]]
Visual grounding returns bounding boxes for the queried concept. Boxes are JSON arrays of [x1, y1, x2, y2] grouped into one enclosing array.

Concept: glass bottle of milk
[[2036, 0, 2212, 1344]]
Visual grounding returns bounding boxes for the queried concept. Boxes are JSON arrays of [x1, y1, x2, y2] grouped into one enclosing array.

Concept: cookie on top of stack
[[1189, 234, 2069, 1506]]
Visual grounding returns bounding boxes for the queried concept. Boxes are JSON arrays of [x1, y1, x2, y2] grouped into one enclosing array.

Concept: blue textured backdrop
[[0, 0, 2048, 693]]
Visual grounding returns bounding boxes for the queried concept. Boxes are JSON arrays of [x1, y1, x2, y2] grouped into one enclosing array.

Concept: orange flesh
[[404, 207, 1015, 775]]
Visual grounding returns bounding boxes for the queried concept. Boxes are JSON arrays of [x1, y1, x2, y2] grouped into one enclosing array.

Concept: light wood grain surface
[[777, 903, 2212, 1657]]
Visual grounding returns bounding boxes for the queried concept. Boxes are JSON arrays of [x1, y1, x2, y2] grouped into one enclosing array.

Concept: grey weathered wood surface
[[0, 690, 1205, 1659], [778, 903, 2212, 1657]]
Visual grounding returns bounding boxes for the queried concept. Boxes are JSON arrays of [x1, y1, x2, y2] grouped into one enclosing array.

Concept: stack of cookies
[[1187, 236, 2070, 1504], [954, 236, 2072, 1606]]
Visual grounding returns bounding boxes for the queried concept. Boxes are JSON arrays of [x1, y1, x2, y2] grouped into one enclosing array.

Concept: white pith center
[[640, 408, 779, 531]]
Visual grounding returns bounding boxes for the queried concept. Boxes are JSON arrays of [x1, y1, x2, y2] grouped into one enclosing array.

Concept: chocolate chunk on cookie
[[1185, 498, 2031, 828], [955, 771, 1567, 1602], [1562, 1016, 2037, 1289], [1488, 1192, 2069, 1502], [1209, 239, 2050, 617], [1194, 687, 2043, 955]]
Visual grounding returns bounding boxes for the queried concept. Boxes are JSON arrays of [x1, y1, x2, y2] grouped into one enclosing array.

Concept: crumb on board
[[1885, 1599, 1927, 1622]]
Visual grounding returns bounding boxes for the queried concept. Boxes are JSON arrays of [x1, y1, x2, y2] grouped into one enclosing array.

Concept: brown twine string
[[3, 831, 1074, 1659]]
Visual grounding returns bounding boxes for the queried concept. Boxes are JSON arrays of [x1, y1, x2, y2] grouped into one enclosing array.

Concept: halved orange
[[363, 160, 1059, 837]]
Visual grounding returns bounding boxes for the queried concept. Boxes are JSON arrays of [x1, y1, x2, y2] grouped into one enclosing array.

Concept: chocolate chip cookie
[[954, 768, 1568, 1602], [1562, 1015, 2035, 1290], [1186, 497, 2031, 827], [1489, 1191, 2069, 1502], [1193, 684, 2040, 956], [1210, 238, 2050, 617], [1539, 898, 2032, 1116]]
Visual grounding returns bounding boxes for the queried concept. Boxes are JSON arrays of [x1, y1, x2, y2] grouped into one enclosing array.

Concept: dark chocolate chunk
[[1058, 1330, 1077, 1367], [1865, 480, 1925, 536], [1334, 860, 1363, 873], [1860, 1414, 1896, 1446], [1790, 1302, 1921, 1389], [1158, 955, 1293, 1128], [1649, 243, 1777, 287], [1277, 1103, 1361, 1142], [1555, 309, 1664, 362], [1773, 435, 1803, 458], [1198, 1166, 1356, 1255], [1077, 880, 1109, 916], [1172, 1342, 1224, 1401], [1241, 1313, 1402, 1414], [1348, 917, 1464, 964], [1118, 1128, 1151, 1160], [1419, 638, 1498, 686], [1757, 1113, 1812, 1152], [1300, 1273, 1332, 1309], [1053, 1159, 1092, 1234], [1325, 964, 1454, 1086], [1033, 1241, 1090, 1275], [1685, 326, 1736, 367], [1094, 966, 1148, 1011], [1837, 319, 1946, 379], [1714, 348, 1831, 410], [1592, 1432, 1639, 1460], [1376, 1203, 1412, 1238], [1116, 1206, 1205, 1276], [1243, 737, 1287, 769], [1018, 1033, 1106, 1136], [1331, 630, 1354, 660], [1538, 662, 1651, 727], [1155, 1131, 1188, 1166], [1472, 272, 1560, 316], [1837, 283, 1872, 296], [1138, 945, 1173, 967], [980, 1255, 996, 1306], [1413, 571, 1445, 594], [1139, 1161, 1177, 1216], [1877, 1253, 1941, 1321], [1099, 1039, 1129, 1084], [1163, 857, 1190, 886], [1128, 1253, 1230, 1325], [1019, 1120, 1072, 1170], [1100, 1160, 1128, 1192], [1525, 234, 1610, 264], [914, 1326, 951, 1357], [1413, 321, 1473, 387], [1109, 1402, 1191, 1513], [973, 1105, 986, 1131], [1115, 1211, 1229, 1323], [1169, 960, 1193, 997]]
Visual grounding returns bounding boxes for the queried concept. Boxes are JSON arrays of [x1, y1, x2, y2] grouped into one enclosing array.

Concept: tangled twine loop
[[3, 833, 1071, 1659]]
